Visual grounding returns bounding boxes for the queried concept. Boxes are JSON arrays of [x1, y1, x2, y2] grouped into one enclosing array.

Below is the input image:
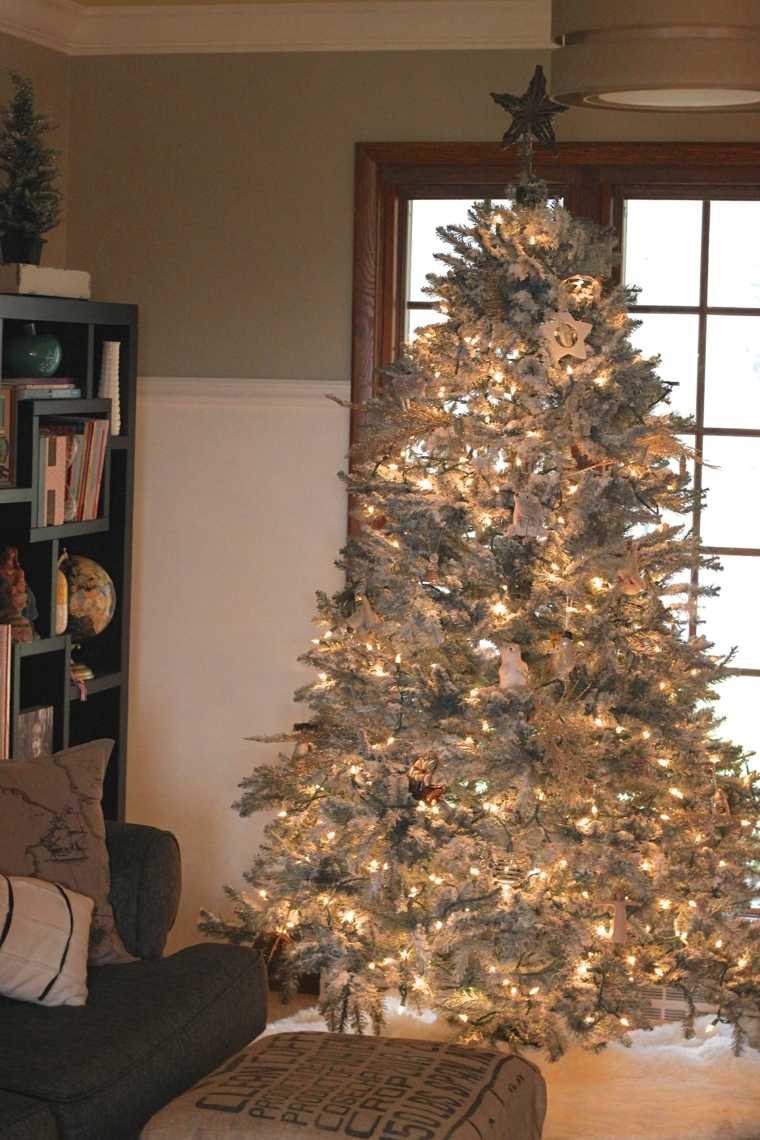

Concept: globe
[[64, 555, 116, 640]]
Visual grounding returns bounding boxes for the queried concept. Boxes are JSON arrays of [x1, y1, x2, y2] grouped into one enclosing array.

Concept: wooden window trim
[[351, 141, 760, 450]]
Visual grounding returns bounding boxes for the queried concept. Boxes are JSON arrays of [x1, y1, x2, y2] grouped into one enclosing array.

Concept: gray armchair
[[0, 822, 268, 1140]]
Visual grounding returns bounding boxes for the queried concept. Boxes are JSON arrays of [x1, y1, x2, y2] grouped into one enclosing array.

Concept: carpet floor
[[264, 999, 760, 1140]]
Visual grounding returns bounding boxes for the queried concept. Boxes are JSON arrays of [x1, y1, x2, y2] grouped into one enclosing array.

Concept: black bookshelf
[[1, 295, 137, 821]]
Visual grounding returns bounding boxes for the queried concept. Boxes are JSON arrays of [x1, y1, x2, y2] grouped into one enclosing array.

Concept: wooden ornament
[[499, 643, 529, 691], [408, 757, 446, 804], [562, 274, 602, 307], [712, 788, 731, 817], [508, 491, 547, 538], [541, 311, 592, 367]]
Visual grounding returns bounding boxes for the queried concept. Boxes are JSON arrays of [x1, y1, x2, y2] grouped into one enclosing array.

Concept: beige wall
[[0, 34, 69, 265], [66, 50, 760, 382]]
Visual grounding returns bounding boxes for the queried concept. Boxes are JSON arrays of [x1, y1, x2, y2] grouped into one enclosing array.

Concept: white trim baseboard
[[138, 377, 352, 408], [0, 0, 552, 56]]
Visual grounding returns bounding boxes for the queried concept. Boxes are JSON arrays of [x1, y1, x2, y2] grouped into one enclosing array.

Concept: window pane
[[703, 315, 760, 428], [407, 199, 512, 303], [628, 313, 699, 419], [406, 307, 447, 342], [700, 437, 760, 548], [623, 200, 702, 307], [711, 675, 760, 772], [700, 558, 760, 669], [708, 201, 760, 308]]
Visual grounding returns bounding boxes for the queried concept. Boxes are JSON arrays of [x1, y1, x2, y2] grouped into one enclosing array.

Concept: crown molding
[[0, 0, 552, 56], [0, 0, 80, 53], [138, 377, 351, 407]]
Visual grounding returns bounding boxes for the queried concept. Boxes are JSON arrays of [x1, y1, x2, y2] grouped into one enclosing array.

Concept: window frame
[[351, 141, 760, 445], [351, 141, 760, 670]]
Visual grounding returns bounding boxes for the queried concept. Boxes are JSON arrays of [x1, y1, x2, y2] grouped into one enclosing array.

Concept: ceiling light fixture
[[551, 0, 760, 112]]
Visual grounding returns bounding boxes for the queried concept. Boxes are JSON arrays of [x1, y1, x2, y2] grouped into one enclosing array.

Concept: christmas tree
[[0, 73, 62, 239], [203, 69, 760, 1057]]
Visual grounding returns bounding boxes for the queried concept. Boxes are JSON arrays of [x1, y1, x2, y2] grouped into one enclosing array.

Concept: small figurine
[[0, 546, 37, 642], [499, 643, 530, 691], [550, 631, 577, 679], [712, 787, 731, 817], [346, 593, 382, 632], [508, 491, 547, 538], [616, 542, 646, 596]]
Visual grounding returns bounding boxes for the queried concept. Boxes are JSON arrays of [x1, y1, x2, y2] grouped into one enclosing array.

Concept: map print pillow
[[0, 739, 132, 964]]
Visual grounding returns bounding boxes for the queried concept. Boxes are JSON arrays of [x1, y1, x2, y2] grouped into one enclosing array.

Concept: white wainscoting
[[129, 377, 350, 952]]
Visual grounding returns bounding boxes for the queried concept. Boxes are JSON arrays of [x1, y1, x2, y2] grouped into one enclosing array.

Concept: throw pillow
[[0, 739, 132, 964], [0, 874, 93, 1005]]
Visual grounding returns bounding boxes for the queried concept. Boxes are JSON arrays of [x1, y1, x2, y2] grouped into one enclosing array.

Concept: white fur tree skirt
[[264, 1001, 760, 1140]]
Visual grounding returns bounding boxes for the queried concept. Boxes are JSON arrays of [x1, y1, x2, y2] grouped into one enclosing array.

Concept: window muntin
[[401, 189, 760, 767]]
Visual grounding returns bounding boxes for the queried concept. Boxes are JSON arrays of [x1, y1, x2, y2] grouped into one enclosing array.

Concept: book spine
[[86, 422, 107, 520], [77, 422, 94, 522], [15, 388, 81, 401]]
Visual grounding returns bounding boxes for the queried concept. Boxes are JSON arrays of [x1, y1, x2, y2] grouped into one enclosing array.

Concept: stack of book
[[0, 624, 10, 759], [4, 378, 81, 401], [39, 418, 109, 526]]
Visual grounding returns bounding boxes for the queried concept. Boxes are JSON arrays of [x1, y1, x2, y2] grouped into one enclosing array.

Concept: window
[[622, 195, 760, 765], [352, 142, 760, 765]]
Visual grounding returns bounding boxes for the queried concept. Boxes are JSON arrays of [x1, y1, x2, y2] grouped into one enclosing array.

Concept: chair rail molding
[[0, 0, 552, 56]]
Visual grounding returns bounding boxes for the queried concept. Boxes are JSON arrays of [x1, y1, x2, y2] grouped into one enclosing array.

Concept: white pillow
[[0, 874, 93, 1006]]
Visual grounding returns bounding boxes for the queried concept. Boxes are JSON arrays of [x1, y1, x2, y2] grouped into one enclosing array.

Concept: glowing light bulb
[[491, 601, 509, 616], [670, 787, 684, 800], [258, 889, 268, 899], [277, 810, 288, 818], [659, 898, 672, 911], [469, 867, 480, 878], [589, 577, 606, 592]]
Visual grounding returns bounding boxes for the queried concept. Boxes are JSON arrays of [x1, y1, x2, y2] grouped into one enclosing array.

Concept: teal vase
[[4, 323, 62, 379]]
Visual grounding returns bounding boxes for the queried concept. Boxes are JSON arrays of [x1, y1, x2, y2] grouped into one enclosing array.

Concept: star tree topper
[[491, 65, 568, 177]]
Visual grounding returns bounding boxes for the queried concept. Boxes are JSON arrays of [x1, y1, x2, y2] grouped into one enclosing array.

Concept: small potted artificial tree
[[0, 73, 62, 265]]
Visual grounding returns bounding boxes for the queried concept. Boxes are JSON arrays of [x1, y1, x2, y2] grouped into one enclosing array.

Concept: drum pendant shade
[[552, 0, 760, 111]]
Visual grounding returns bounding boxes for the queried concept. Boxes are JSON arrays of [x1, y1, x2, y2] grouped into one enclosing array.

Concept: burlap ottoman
[[141, 1031, 546, 1140]]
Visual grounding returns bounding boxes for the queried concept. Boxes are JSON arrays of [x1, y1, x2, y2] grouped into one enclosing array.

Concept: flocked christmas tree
[[203, 68, 760, 1057]]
